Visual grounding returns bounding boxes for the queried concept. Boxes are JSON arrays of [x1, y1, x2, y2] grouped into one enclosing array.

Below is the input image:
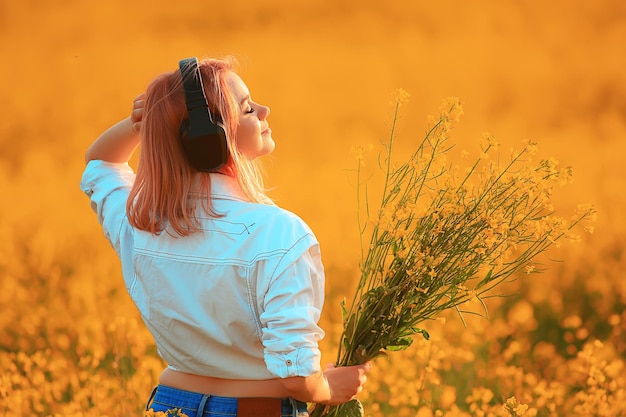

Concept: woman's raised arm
[[84, 94, 144, 164]]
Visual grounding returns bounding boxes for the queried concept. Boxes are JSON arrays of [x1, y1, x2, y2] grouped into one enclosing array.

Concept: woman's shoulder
[[248, 205, 320, 265], [254, 203, 314, 232], [234, 203, 317, 247]]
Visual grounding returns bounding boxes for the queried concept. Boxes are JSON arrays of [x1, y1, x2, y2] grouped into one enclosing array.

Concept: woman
[[80, 56, 371, 417]]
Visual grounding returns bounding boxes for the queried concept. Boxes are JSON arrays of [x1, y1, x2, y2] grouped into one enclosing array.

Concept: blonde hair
[[127, 57, 273, 236]]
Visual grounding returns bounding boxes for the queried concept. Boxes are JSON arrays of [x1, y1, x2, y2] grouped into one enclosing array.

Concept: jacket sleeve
[[260, 232, 326, 378], [79, 159, 135, 256]]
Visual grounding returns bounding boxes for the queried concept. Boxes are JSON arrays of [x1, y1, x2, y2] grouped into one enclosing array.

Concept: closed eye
[[240, 95, 254, 114]]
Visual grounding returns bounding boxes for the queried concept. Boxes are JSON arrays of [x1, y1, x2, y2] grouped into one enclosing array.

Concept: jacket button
[[286, 360, 293, 366]]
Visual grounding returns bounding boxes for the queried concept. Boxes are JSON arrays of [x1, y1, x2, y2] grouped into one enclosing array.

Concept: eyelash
[[245, 106, 254, 114]]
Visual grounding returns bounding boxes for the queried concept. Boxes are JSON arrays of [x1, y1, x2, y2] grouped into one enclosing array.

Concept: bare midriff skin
[[159, 368, 292, 398]]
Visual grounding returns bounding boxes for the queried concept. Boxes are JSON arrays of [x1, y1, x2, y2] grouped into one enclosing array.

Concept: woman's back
[[129, 173, 325, 380]]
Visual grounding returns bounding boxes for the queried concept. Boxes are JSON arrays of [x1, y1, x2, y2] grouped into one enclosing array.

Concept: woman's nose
[[259, 105, 270, 119]]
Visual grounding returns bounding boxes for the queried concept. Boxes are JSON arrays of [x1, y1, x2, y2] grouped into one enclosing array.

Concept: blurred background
[[1, 1, 624, 415]]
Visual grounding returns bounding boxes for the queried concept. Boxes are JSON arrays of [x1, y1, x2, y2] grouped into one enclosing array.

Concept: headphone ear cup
[[180, 111, 228, 171], [179, 119, 190, 139]]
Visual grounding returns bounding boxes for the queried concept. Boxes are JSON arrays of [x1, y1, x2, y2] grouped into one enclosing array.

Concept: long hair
[[127, 57, 273, 236]]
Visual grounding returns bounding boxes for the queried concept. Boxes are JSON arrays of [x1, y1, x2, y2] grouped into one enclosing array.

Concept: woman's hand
[[130, 93, 145, 133], [278, 361, 372, 405], [322, 362, 372, 405]]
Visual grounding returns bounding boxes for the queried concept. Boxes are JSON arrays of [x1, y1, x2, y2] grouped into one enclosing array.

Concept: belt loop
[[196, 394, 210, 417], [289, 398, 297, 417], [145, 386, 158, 411], [289, 398, 306, 417]]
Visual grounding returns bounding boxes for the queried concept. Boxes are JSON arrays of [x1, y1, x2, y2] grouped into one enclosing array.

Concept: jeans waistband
[[146, 384, 308, 417]]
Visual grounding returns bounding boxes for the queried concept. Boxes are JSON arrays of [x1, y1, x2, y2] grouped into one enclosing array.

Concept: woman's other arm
[[279, 362, 371, 405]]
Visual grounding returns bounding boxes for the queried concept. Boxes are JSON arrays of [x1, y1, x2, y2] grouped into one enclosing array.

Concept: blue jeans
[[146, 385, 309, 417]]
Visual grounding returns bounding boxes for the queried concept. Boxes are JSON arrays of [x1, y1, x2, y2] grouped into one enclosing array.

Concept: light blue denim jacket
[[80, 160, 325, 379]]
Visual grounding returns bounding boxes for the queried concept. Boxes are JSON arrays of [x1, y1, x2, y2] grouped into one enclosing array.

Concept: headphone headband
[[178, 57, 229, 171], [179, 58, 207, 112]]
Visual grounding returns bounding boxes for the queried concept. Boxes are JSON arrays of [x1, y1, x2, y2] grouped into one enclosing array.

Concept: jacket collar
[[206, 173, 249, 202]]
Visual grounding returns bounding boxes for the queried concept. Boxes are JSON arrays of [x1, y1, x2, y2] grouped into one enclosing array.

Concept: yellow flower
[[392, 88, 411, 106], [145, 409, 189, 417], [607, 314, 621, 326], [439, 96, 464, 122], [480, 132, 500, 151], [350, 144, 374, 167], [525, 264, 537, 274], [523, 139, 539, 156], [562, 315, 583, 329]]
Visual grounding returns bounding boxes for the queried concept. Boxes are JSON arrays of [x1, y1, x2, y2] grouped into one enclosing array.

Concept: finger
[[132, 93, 146, 109], [350, 386, 362, 400], [356, 362, 371, 376], [131, 109, 143, 124], [324, 363, 336, 370]]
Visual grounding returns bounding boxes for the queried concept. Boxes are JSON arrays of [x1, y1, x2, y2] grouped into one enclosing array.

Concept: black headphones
[[178, 57, 229, 171]]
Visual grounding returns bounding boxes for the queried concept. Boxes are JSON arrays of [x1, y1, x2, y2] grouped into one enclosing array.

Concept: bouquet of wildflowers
[[310, 94, 595, 417]]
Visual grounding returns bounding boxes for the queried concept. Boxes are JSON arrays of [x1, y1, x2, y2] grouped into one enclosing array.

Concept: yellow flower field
[[1, 1, 624, 416]]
